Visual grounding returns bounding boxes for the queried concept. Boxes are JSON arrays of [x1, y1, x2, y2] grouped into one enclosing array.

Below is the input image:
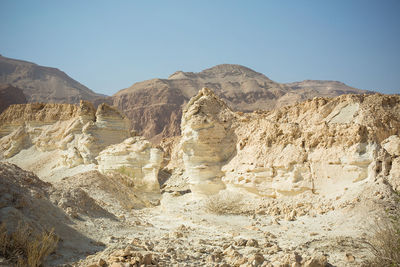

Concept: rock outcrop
[[0, 55, 104, 104], [0, 101, 130, 164], [0, 84, 27, 114], [180, 88, 237, 194], [97, 137, 163, 192], [113, 64, 371, 142], [177, 89, 400, 197], [0, 101, 166, 193]]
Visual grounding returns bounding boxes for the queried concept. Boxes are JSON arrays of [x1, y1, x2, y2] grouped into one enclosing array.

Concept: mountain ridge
[[113, 64, 372, 142], [0, 55, 105, 104]]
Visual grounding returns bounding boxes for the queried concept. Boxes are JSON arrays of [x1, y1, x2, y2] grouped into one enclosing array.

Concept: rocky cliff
[[0, 101, 164, 192], [0, 55, 105, 103], [0, 101, 131, 162], [113, 64, 371, 142], [177, 88, 399, 197]]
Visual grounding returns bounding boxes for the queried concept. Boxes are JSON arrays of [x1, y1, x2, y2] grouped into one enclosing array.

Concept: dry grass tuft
[[362, 213, 400, 267], [204, 192, 244, 215], [0, 222, 59, 267]]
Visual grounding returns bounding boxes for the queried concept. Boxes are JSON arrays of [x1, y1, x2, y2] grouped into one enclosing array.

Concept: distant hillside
[[0, 55, 106, 104], [113, 64, 372, 142], [0, 84, 27, 113]]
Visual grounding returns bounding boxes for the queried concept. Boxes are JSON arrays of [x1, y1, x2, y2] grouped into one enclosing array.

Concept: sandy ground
[[52, 185, 379, 267], [2, 149, 390, 266]]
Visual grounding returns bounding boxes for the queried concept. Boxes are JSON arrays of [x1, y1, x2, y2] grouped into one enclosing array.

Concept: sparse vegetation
[[362, 192, 400, 267], [0, 222, 59, 267], [204, 192, 244, 215]]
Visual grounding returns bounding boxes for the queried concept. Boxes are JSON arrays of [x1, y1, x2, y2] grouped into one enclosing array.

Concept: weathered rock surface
[[2, 89, 397, 267], [180, 88, 236, 194], [177, 88, 400, 197], [113, 64, 371, 142], [0, 55, 104, 103], [0, 84, 27, 114], [97, 137, 163, 192], [0, 101, 166, 193], [0, 101, 130, 164]]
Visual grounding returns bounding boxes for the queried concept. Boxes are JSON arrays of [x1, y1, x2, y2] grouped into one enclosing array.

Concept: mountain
[[0, 55, 106, 104], [113, 64, 371, 142], [0, 84, 27, 113]]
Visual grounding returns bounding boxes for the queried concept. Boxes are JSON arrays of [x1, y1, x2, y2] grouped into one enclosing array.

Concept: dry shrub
[[0, 222, 59, 267], [204, 192, 244, 215], [362, 214, 400, 267]]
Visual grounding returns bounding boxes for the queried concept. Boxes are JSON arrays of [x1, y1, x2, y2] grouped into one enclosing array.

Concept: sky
[[0, 0, 399, 95]]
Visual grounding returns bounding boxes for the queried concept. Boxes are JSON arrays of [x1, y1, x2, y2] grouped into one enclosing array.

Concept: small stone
[[246, 239, 259, 247], [98, 258, 107, 267], [66, 207, 79, 218], [273, 218, 280, 225], [294, 252, 302, 263], [285, 210, 297, 221], [345, 253, 355, 262], [143, 253, 152, 265], [235, 238, 247, 246], [248, 253, 264, 266], [303, 254, 328, 267], [256, 209, 266, 215]]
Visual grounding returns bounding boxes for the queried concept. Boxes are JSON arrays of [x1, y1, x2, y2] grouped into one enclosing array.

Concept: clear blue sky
[[1, 0, 399, 95]]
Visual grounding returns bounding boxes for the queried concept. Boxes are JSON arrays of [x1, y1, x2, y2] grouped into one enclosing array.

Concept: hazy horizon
[[1, 0, 399, 95]]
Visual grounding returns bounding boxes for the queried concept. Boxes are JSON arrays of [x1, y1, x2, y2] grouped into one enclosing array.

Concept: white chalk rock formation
[[180, 88, 236, 195], [0, 101, 131, 165], [382, 135, 400, 191], [96, 137, 163, 192], [225, 94, 399, 197], [177, 89, 400, 198]]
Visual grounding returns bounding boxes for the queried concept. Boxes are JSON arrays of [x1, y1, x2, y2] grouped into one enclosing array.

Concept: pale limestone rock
[[382, 135, 400, 157], [303, 254, 328, 267], [0, 125, 29, 159], [173, 90, 400, 199], [180, 88, 236, 195], [96, 137, 163, 192], [0, 101, 131, 165]]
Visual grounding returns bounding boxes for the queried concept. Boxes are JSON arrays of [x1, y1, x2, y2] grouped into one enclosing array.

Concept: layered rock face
[[97, 137, 163, 192], [179, 89, 400, 197], [0, 101, 130, 164], [0, 55, 104, 103], [0, 102, 164, 192], [180, 88, 237, 194], [113, 64, 371, 142]]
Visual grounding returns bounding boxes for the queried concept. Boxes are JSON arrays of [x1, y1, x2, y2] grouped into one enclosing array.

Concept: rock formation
[[0, 101, 165, 193], [0, 101, 130, 164], [1, 87, 399, 267], [180, 88, 237, 194], [113, 64, 371, 142], [178, 88, 399, 197], [97, 137, 163, 192], [0, 84, 27, 113], [0, 55, 105, 103]]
